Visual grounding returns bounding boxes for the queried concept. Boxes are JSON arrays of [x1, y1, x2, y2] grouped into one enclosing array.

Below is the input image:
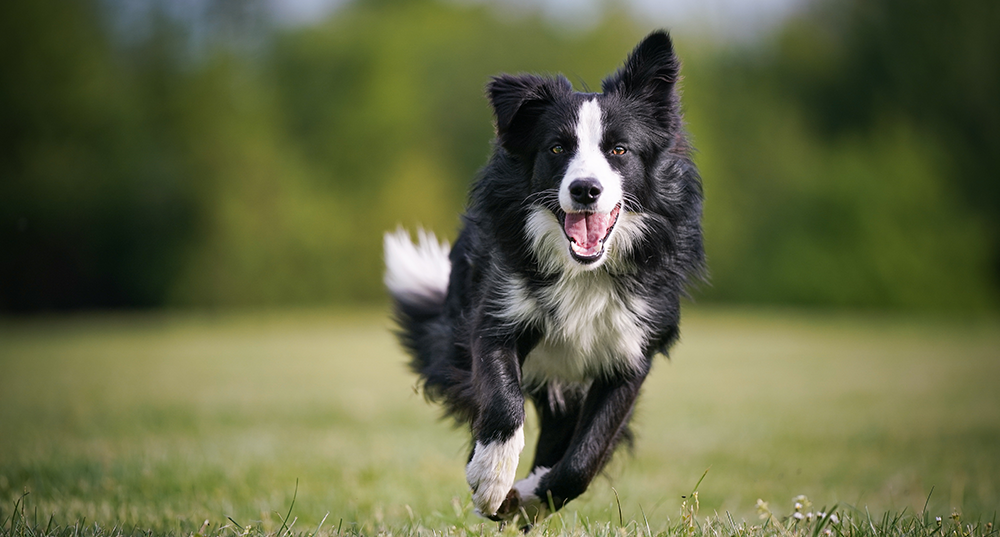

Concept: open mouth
[[559, 203, 622, 263]]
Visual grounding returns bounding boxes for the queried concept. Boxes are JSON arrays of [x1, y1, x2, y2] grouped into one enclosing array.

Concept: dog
[[384, 30, 704, 522]]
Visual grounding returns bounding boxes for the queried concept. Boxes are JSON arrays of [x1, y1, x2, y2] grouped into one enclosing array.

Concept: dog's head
[[488, 31, 682, 268]]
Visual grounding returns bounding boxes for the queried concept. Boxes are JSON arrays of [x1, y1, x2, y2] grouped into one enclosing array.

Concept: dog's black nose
[[569, 178, 602, 205]]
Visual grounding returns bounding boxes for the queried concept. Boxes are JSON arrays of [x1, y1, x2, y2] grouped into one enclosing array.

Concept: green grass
[[1, 307, 998, 536]]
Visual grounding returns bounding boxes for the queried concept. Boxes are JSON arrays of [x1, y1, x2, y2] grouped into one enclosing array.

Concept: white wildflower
[[756, 499, 770, 520]]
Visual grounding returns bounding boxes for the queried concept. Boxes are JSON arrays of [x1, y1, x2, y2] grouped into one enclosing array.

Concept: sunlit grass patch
[[3, 488, 997, 537], [1, 308, 998, 535]]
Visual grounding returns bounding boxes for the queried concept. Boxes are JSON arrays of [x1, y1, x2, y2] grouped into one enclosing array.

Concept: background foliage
[[2, 0, 998, 311]]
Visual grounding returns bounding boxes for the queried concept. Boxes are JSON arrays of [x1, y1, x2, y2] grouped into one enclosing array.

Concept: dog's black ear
[[602, 30, 680, 112], [488, 74, 571, 154]]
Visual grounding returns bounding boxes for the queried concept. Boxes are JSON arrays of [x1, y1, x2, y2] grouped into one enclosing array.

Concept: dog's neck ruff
[[499, 263, 651, 386], [500, 206, 652, 385]]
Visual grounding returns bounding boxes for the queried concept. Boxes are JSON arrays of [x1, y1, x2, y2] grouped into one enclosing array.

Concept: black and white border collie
[[384, 30, 704, 523]]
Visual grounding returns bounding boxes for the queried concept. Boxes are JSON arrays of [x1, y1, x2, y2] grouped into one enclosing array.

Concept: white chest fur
[[497, 267, 650, 386], [496, 205, 653, 387]]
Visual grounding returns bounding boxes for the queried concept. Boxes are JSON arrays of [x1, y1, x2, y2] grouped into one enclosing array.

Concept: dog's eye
[[610, 145, 627, 156], [550, 145, 565, 155]]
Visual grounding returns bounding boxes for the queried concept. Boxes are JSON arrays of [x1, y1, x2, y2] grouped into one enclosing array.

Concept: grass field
[[1, 307, 998, 536]]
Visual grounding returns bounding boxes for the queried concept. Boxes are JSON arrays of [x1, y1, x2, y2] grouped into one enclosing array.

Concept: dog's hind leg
[[529, 363, 651, 511], [530, 385, 585, 469]]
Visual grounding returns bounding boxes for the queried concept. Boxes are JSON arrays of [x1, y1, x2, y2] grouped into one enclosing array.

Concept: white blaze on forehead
[[559, 99, 623, 215], [576, 98, 602, 154]]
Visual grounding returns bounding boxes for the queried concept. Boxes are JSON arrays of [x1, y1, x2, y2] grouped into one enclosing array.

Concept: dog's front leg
[[465, 333, 525, 519]]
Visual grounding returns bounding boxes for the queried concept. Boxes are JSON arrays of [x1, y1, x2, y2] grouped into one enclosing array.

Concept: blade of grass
[[611, 487, 623, 528], [314, 512, 330, 537], [275, 479, 299, 537], [922, 488, 935, 525], [692, 467, 710, 495], [811, 505, 839, 537], [639, 504, 651, 537]]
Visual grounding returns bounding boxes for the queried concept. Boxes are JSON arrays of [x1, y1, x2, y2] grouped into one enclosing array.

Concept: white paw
[[466, 427, 524, 516], [512, 467, 551, 522]]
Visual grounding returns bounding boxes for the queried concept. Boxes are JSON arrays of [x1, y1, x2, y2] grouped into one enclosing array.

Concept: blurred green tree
[[1, 0, 996, 311], [775, 0, 1000, 292], [0, 0, 200, 310], [167, 1, 649, 305]]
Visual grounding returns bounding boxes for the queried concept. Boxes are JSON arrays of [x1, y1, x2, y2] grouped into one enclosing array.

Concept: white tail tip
[[384, 227, 451, 306]]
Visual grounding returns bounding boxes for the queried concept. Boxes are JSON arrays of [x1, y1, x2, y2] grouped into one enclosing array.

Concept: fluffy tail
[[384, 228, 451, 373]]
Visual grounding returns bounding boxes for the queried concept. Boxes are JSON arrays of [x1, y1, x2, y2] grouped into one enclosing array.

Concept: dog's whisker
[[522, 190, 560, 211], [621, 192, 643, 213]]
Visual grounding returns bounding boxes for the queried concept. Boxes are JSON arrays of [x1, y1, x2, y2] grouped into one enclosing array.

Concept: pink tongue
[[564, 212, 611, 249]]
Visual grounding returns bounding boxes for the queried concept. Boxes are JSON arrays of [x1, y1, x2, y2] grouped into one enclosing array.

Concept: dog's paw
[[492, 488, 522, 521], [482, 467, 554, 523], [466, 427, 524, 517], [509, 467, 551, 522]]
